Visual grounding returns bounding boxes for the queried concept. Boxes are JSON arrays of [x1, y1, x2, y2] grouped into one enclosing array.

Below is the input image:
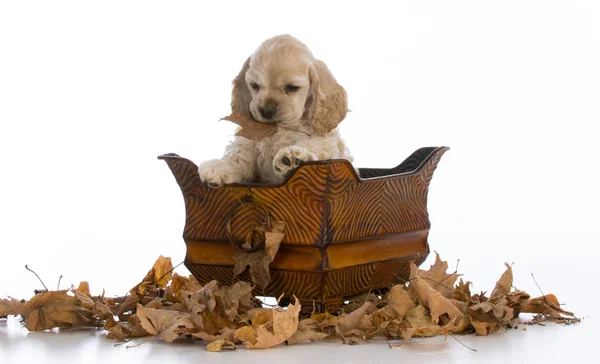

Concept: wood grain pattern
[[159, 146, 448, 311]]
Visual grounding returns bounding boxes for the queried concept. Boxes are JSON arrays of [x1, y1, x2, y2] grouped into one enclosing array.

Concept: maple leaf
[[215, 281, 256, 321], [221, 113, 278, 141], [232, 221, 285, 288], [182, 280, 220, 329], [130, 256, 174, 295], [409, 263, 464, 325], [136, 304, 194, 342], [23, 290, 102, 331], [415, 252, 461, 299], [245, 297, 301, 349]]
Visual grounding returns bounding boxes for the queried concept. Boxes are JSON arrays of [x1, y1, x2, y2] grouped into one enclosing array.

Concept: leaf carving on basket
[[232, 221, 285, 288], [221, 113, 278, 141]]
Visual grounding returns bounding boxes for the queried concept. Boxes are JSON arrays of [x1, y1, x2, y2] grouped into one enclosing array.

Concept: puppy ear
[[231, 57, 252, 115], [307, 60, 348, 136]]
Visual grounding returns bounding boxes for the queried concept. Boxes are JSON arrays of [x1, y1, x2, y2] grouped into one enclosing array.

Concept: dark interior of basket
[[358, 147, 437, 179]]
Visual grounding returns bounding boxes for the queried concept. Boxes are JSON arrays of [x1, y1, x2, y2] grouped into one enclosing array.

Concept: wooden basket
[[159, 146, 448, 312]]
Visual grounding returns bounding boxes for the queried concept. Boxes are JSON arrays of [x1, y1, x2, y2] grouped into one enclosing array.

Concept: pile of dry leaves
[[0, 254, 578, 351]]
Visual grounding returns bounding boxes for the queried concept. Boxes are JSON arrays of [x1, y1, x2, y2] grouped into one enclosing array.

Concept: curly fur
[[198, 34, 352, 186]]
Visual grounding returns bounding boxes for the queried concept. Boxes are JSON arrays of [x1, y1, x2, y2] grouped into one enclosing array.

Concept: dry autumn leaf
[[136, 303, 194, 342], [0, 297, 27, 318], [130, 256, 174, 295], [24, 290, 102, 331], [245, 297, 301, 349], [232, 221, 285, 288], [221, 113, 278, 141], [416, 252, 461, 299], [206, 338, 237, 352], [215, 281, 255, 321], [409, 263, 464, 325]]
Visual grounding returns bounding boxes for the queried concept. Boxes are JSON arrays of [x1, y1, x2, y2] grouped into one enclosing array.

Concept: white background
[[1, 1, 598, 362]]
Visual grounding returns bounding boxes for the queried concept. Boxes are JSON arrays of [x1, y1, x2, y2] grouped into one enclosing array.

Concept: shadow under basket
[[159, 146, 449, 313]]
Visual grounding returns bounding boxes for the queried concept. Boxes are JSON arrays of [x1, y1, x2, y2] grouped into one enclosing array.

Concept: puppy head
[[231, 35, 347, 136]]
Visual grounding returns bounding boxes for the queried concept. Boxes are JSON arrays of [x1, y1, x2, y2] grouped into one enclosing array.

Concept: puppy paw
[[197, 159, 238, 188], [273, 146, 317, 178]]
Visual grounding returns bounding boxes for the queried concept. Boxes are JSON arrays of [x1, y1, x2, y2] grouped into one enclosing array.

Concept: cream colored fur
[[198, 35, 352, 186]]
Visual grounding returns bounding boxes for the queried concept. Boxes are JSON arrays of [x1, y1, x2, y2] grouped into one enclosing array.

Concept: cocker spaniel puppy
[[198, 34, 352, 186]]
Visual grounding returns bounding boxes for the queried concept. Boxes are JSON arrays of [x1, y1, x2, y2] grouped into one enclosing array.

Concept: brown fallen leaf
[[75, 281, 92, 297], [373, 285, 415, 324], [326, 300, 375, 334], [1, 297, 27, 318], [221, 113, 278, 141], [246, 297, 301, 349], [232, 221, 285, 288], [215, 281, 255, 321], [130, 255, 174, 295], [235, 325, 258, 345], [416, 252, 461, 299], [409, 263, 464, 325], [167, 273, 202, 303], [104, 315, 127, 341], [136, 303, 194, 342], [206, 339, 237, 352], [522, 294, 578, 323], [489, 263, 513, 302], [24, 290, 102, 331], [285, 316, 330, 345]]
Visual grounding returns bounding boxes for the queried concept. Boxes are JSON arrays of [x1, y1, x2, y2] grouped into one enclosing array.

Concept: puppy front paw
[[273, 146, 317, 178], [197, 159, 238, 188]]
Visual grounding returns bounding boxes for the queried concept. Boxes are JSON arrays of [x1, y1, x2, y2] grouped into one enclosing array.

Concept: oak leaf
[[221, 113, 278, 141]]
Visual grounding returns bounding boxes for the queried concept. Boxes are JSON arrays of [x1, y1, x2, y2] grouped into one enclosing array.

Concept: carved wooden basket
[[159, 146, 448, 312]]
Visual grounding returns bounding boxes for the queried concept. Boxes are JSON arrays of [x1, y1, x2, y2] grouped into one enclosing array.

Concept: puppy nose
[[259, 100, 278, 120]]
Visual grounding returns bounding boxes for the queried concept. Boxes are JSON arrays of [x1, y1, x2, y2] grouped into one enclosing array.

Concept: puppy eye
[[285, 84, 300, 93], [250, 82, 260, 91]]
